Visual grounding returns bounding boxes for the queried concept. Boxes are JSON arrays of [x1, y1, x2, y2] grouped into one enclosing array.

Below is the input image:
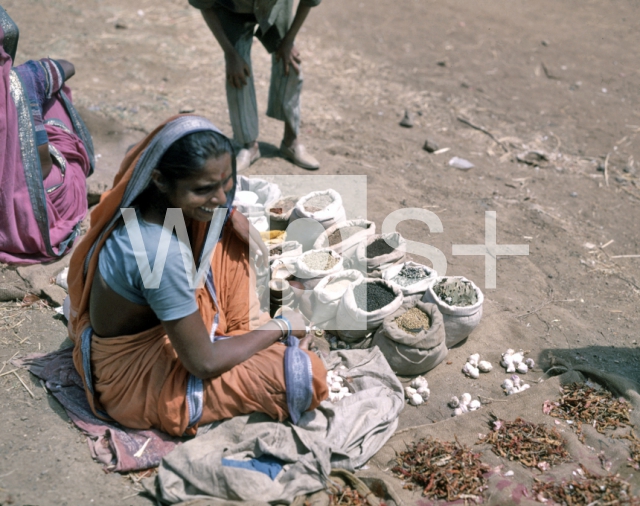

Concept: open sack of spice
[[233, 176, 282, 232], [267, 195, 299, 231], [381, 261, 437, 297], [309, 269, 365, 329], [292, 248, 344, 290], [372, 299, 447, 376], [312, 219, 376, 267], [268, 241, 303, 265], [289, 189, 347, 230], [335, 278, 403, 344], [355, 233, 407, 279], [422, 276, 484, 347]]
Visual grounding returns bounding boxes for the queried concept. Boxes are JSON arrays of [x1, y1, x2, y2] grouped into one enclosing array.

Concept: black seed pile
[[366, 238, 396, 259], [353, 282, 396, 311]]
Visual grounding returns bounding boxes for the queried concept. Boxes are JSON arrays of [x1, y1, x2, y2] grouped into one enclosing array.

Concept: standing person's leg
[[261, 0, 319, 170], [216, 9, 261, 171]]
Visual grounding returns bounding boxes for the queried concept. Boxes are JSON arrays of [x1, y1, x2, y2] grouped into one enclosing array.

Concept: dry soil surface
[[1, 0, 639, 504]]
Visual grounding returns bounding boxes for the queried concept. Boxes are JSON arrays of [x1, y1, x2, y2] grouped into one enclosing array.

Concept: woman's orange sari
[[67, 116, 327, 436]]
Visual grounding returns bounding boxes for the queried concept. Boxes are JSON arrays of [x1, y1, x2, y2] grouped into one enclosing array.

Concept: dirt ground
[[1, 0, 639, 504]]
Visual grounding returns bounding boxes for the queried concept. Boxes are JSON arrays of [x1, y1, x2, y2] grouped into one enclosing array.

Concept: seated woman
[[66, 115, 328, 436], [0, 6, 95, 264]]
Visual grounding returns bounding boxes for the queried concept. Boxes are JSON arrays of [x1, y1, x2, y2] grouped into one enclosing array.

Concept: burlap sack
[[355, 233, 407, 278], [268, 241, 303, 265], [234, 176, 282, 232], [371, 300, 447, 375], [268, 195, 298, 231], [294, 248, 344, 290], [311, 269, 364, 327], [312, 219, 376, 267], [381, 261, 437, 297], [289, 190, 347, 230], [422, 276, 484, 347], [336, 278, 403, 343]]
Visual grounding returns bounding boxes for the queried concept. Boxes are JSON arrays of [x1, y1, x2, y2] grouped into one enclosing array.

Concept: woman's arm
[[162, 309, 308, 379]]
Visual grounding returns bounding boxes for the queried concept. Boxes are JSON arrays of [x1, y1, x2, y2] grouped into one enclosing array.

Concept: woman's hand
[[274, 37, 301, 76], [230, 209, 269, 269], [279, 308, 307, 338]]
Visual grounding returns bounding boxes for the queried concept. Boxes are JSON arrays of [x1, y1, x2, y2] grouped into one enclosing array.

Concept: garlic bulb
[[331, 382, 342, 392], [469, 399, 481, 411], [478, 361, 493, 372], [467, 354, 480, 367], [463, 362, 480, 379], [405, 386, 417, 398], [409, 393, 424, 406], [410, 376, 429, 389], [449, 396, 460, 408], [453, 407, 464, 417], [504, 382, 530, 396], [502, 379, 514, 389], [461, 393, 472, 406], [516, 362, 529, 374], [416, 386, 430, 401], [525, 358, 535, 369]]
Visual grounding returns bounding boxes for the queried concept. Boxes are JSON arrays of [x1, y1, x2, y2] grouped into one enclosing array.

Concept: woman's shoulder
[[99, 218, 199, 320], [107, 217, 186, 262]]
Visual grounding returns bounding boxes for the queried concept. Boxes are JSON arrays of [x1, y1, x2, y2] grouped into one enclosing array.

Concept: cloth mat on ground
[[356, 363, 640, 505], [145, 347, 404, 504], [14, 347, 181, 472]]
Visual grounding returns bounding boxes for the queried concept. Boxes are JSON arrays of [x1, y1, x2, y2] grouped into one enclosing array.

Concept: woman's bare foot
[[56, 59, 75, 80]]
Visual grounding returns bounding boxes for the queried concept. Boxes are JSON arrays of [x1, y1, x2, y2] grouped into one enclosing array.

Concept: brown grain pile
[[395, 307, 431, 334]]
